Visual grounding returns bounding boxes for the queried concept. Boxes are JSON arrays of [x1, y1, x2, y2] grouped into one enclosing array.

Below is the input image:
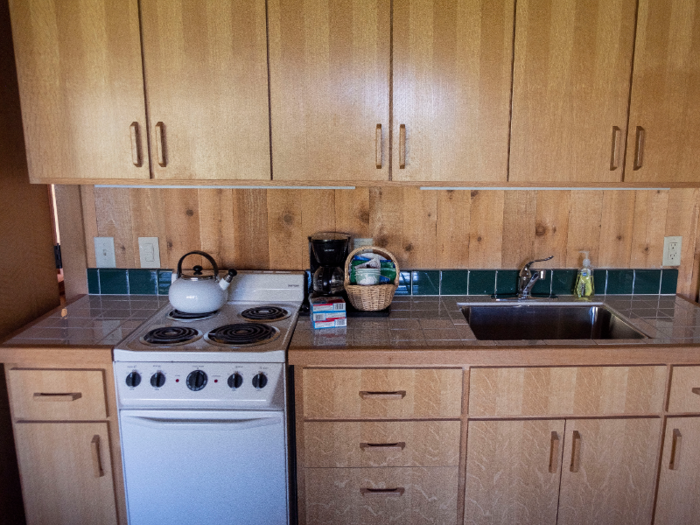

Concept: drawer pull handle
[[610, 125, 621, 170], [91, 435, 104, 478], [359, 390, 406, 400], [670, 428, 682, 470], [360, 442, 406, 451], [633, 126, 645, 170], [399, 124, 406, 169], [570, 430, 581, 473], [33, 393, 82, 402], [549, 431, 560, 473], [376, 124, 382, 169], [156, 122, 167, 167], [691, 388, 700, 396], [130, 122, 142, 167], [361, 487, 405, 497]]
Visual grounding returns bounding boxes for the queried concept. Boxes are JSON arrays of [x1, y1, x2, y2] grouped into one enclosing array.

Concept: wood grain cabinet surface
[[668, 365, 700, 413]]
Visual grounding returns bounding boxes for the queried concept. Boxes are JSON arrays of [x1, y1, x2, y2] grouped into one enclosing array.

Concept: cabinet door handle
[[91, 435, 104, 478], [155, 122, 167, 167], [33, 392, 82, 402], [610, 126, 621, 170], [570, 430, 581, 472], [549, 431, 560, 473], [130, 122, 142, 167], [399, 124, 406, 169], [376, 124, 382, 169], [360, 487, 405, 497], [359, 390, 406, 400], [669, 428, 682, 470], [360, 442, 406, 451], [691, 387, 700, 396], [633, 126, 645, 170]]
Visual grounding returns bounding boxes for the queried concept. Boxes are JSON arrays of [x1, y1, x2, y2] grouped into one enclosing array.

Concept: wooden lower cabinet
[[303, 466, 459, 525], [655, 417, 700, 525], [464, 418, 661, 525], [13, 422, 117, 525]]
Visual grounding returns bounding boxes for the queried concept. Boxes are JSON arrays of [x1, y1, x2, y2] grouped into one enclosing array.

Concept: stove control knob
[[186, 370, 208, 391], [252, 373, 268, 390], [150, 372, 166, 388], [227, 373, 243, 389], [125, 371, 141, 388]]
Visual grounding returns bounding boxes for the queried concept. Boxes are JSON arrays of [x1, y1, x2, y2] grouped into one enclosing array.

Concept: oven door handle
[[122, 413, 282, 431]]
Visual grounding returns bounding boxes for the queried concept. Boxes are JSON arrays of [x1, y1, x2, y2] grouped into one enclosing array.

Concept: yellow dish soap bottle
[[574, 251, 594, 298]]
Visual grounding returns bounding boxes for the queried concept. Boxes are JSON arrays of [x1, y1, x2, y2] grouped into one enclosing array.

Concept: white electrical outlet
[[663, 236, 682, 266], [94, 237, 116, 267], [353, 238, 373, 250], [138, 237, 161, 268]]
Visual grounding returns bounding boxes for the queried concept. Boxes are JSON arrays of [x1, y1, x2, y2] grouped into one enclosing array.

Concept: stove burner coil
[[205, 323, 279, 347], [167, 309, 218, 322], [240, 306, 290, 322], [141, 326, 202, 346]]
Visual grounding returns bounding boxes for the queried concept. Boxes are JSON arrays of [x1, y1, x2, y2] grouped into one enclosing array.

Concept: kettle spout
[[220, 269, 238, 291]]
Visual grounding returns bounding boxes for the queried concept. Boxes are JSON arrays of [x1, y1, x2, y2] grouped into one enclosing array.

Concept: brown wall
[[79, 186, 700, 299]]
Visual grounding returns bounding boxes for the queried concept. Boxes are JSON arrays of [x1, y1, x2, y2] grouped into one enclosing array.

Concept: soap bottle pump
[[574, 251, 595, 298]]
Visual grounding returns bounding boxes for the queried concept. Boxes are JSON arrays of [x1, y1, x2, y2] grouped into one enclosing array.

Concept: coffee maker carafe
[[309, 232, 351, 296]]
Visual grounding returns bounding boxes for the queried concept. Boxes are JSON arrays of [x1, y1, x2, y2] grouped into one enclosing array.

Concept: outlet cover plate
[[138, 237, 161, 268], [94, 237, 116, 268], [663, 236, 682, 267], [353, 238, 373, 250]]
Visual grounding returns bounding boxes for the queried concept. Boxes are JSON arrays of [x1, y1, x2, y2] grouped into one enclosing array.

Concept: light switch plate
[[138, 237, 161, 268], [94, 237, 116, 267], [663, 236, 682, 266]]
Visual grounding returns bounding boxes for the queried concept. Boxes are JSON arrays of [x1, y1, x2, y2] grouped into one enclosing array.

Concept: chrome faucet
[[518, 256, 554, 299]]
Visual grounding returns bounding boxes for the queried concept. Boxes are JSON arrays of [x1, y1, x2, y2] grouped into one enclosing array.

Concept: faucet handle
[[523, 255, 554, 270]]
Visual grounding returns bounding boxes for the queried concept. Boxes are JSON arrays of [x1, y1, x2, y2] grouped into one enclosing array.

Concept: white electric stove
[[113, 271, 304, 525]]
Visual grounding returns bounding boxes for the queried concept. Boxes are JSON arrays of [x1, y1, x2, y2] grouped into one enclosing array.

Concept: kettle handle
[[176, 251, 220, 279]]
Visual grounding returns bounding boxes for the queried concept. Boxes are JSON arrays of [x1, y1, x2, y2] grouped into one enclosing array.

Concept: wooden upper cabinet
[[8, 0, 149, 182], [625, 0, 700, 183], [393, 0, 514, 182], [268, 0, 390, 182], [140, 0, 271, 180], [509, 0, 637, 183]]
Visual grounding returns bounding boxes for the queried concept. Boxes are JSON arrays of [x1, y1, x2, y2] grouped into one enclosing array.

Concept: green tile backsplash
[[87, 268, 680, 297]]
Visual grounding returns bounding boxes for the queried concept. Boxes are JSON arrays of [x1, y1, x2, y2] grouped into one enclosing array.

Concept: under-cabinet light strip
[[419, 186, 671, 191], [95, 185, 356, 190]]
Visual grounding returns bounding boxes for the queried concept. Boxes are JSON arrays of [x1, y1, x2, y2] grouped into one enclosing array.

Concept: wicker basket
[[344, 246, 400, 311]]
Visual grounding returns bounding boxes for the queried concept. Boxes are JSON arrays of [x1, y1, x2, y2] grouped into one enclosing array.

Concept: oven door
[[119, 410, 288, 525]]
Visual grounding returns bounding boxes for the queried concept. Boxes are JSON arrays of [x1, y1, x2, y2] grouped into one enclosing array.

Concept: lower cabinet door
[[304, 466, 458, 525], [557, 418, 660, 525], [655, 417, 700, 525], [14, 422, 117, 525], [464, 419, 565, 525]]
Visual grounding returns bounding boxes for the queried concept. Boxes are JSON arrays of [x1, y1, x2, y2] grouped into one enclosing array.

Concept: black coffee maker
[[308, 232, 351, 296]]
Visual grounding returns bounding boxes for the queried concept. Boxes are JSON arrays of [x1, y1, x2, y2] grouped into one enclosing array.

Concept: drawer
[[469, 366, 666, 417], [668, 366, 700, 413], [303, 368, 463, 419], [303, 466, 459, 525], [302, 420, 460, 468], [8, 369, 107, 421]]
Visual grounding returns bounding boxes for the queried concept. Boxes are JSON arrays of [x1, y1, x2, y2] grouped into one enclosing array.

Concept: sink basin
[[461, 304, 647, 340]]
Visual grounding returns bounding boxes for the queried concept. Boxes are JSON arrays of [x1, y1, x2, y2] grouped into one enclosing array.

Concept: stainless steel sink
[[461, 304, 647, 340]]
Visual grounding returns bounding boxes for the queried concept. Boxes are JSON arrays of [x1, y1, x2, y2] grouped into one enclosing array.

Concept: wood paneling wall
[[80, 187, 700, 299]]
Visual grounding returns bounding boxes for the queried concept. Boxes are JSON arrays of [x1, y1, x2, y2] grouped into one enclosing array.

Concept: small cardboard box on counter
[[311, 296, 347, 329]]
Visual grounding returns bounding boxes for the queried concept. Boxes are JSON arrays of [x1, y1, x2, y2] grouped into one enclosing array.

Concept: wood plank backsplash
[[78, 186, 700, 299]]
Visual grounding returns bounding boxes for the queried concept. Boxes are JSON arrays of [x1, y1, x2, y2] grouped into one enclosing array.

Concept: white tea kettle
[[168, 251, 237, 314]]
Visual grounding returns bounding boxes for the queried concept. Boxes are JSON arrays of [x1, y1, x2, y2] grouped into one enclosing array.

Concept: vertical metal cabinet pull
[[633, 126, 646, 170], [669, 428, 682, 470], [610, 126, 621, 170], [360, 487, 405, 497], [91, 435, 104, 478], [549, 431, 560, 473], [376, 124, 382, 169], [130, 122, 142, 167], [155, 122, 167, 167], [570, 430, 582, 473], [399, 124, 406, 169]]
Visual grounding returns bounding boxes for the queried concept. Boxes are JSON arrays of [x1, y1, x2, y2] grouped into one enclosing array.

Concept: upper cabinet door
[[9, 0, 149, 182], [268, 0, 390, 182], [626, 0, 700, 183], [393, 0, 514, 183], [140, 0, 270, 180], [509, 0, 637, 183]]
